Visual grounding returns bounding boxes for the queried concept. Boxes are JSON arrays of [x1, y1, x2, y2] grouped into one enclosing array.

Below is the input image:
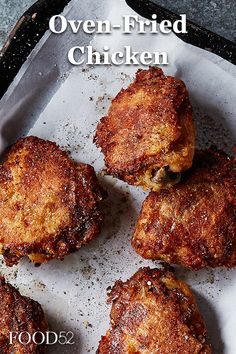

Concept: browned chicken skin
[[132, 149, 236, 270], [97, 267, 211, 354], [0, 136, 105, 266], [95, 67, 195, 191], [0, 276, 48, 353]]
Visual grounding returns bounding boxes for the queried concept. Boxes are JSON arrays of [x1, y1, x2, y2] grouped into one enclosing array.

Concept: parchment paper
[[0, 0, 236, 353]]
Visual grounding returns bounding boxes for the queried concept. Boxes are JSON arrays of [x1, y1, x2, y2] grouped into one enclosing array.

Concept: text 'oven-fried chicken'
[[0, 276, 48, 353], [97, 267, 211, 354], [132, 149, 236, 270], [94, 67, 195, 191], [0, 136, 105, 266]]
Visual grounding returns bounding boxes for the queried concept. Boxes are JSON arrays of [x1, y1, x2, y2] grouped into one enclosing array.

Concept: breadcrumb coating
[[95, 67, 195, 191], [97, 267, 211, 354], [0, 136, 105, 266], [132, 149, 236, 270]]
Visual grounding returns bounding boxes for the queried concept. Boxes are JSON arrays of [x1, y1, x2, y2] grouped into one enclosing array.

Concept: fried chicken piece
[[0, 136, 105, 266], [94, 67, 195, 191], [97, 267, 211, 354], [0, 276, 48, 353], [132, 148, 236, 270]]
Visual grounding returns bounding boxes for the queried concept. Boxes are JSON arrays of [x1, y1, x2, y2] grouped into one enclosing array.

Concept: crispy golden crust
[[94, 67, 195, 191], [97, 267, 211, 354], [0, 276, 48, 353], [0, 136, 105, 266], [132, 149, 236, 270]]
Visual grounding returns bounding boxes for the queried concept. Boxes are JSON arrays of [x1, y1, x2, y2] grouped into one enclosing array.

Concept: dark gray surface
[[0, 0, 235, 48], [152, 0, 236, 42], [0, 0, 35, 47]]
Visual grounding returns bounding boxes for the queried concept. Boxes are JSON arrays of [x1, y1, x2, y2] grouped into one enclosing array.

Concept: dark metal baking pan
[[0, 0, 71, 99], [0, 0, 235, 101], [126, 0, 236, 64]]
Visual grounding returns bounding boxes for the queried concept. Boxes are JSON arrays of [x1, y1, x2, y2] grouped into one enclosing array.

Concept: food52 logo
[[9, 331, 75, 346]]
